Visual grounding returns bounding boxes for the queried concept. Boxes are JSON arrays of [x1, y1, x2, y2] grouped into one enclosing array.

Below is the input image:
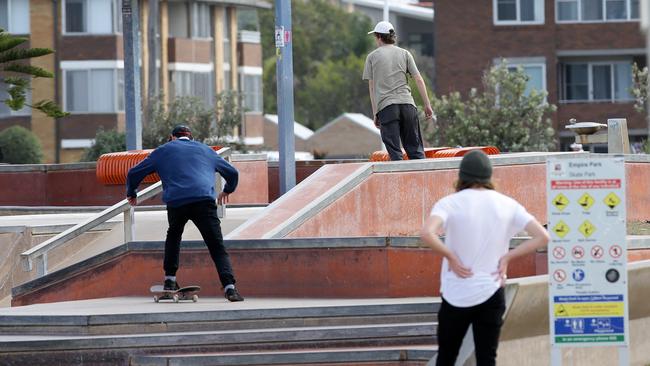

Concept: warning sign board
[[577, 193, 595, 211], [553, 193, 570, 211], [547, 156, 628, 348], [604, 192, 621, 210]]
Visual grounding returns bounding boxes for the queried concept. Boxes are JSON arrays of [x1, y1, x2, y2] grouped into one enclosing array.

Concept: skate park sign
[[546, 156, 629, 364]]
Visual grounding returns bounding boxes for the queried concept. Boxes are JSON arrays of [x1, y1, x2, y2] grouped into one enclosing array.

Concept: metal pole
[[383, 0, 389, 21], [122, 0, 143, 150], [275, 0, 296, 194]]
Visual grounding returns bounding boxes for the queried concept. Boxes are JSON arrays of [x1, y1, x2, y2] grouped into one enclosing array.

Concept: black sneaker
[[163, 279, 179, 291], [225, 288, 244, 302]]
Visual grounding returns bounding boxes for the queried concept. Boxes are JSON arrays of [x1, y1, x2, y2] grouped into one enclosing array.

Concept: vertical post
[[550, 348, 562, 366], [36, 253, 48, 277], [275, 0, 296, 194], [383, 0, 389, 21], [607, 118, 630, 154], [122, 0, 143, 150], [147, 0, 159, 102], [124, 206, 135, 243], [618, 346, 629, 365]]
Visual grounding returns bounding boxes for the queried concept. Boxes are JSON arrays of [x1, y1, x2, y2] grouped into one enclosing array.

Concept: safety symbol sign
[[578, 193, 595, 211], [572, 269, 585, 282], [553, 269, 567, 283], [553, 221, 570, 238], [578, 220, 596, 238], [553, 193, 570, 211], [591, 245, 604, 259], [547, 157, 628, 350], [572, 246, 585, 259], [603, 192, 621, 210], [609, 245, 623, 259]]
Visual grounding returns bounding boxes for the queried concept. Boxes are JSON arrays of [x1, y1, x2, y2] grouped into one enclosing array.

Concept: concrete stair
[[0, 297, 439, 366]]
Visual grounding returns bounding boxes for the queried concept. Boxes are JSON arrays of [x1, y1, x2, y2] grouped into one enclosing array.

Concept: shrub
[[80, 128, 126, 162], [0, 125, 43, 164]]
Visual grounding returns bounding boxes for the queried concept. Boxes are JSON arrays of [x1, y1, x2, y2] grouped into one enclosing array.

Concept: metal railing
[[20, 147, 232, 277]]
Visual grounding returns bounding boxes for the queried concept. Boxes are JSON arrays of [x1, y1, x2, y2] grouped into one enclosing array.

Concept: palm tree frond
[[0, 34, 27, 53], [4, 63, 54, 78], [3, 76, 29, 88], [32, 100, 70, 118], [0, 48, 53, 63]]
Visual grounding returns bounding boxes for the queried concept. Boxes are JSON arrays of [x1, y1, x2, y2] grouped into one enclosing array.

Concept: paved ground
[[0, 296, 438, 315]]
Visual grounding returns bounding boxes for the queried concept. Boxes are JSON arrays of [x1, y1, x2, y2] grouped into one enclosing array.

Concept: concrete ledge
[[0, 323, 436, 352], [130, 348, 437, 366]]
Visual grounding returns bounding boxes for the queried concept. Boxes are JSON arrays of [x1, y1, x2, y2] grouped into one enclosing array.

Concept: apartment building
[[0, 0, 268, 163], [434, 0, 645, 151]]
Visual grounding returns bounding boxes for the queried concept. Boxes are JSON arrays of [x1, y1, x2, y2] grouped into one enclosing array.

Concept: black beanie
[[171, 125, 192, 138], [459, 150, 492, 183]]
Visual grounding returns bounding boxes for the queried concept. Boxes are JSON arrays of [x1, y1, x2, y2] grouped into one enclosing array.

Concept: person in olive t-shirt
[[363, 21, 434, 161]]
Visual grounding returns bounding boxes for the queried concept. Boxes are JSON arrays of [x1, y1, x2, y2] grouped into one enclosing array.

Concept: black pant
[[164, 199, 236, 287], [436, 288, 506, 366], [377, 104, 425, 161]]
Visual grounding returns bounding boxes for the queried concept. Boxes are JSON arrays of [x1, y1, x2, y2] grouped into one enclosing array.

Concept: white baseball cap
[[368, 21, 394, 34]]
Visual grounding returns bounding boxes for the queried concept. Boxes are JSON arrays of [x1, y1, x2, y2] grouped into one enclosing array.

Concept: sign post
[[547, 156, 629, 365]]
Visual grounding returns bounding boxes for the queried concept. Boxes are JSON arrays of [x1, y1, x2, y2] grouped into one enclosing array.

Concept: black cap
[[459, 150, 492, 183], [171, 125, 192, 138]]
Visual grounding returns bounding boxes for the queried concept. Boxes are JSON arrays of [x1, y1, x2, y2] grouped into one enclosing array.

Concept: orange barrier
[[96, 146, 222, 185], [369, 146, 499, 162], [432, 146, 500, 158]]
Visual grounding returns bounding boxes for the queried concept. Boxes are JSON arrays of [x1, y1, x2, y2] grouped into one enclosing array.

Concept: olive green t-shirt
[[362, 45, 420, 114]]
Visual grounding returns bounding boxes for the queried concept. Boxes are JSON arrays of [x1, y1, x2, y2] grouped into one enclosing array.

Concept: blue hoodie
[[126, 139, 239, 207]]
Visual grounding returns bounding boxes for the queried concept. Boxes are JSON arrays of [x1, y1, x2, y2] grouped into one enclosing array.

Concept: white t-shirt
[[430, 189, 533, 307]]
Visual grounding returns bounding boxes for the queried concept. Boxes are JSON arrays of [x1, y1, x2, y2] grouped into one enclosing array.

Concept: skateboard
[[150, 285, 201, 303]]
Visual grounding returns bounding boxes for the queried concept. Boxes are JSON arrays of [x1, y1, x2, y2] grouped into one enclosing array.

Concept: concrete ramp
[[229, 153, 650, 239], [497, 260, 650, 366]]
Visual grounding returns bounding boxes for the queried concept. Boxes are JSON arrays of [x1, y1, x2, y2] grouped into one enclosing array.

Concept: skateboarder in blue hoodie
[[126, 125, 244, 302]]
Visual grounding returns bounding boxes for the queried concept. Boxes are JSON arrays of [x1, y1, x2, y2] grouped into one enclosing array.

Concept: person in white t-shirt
[[420, 150, 549, 366]]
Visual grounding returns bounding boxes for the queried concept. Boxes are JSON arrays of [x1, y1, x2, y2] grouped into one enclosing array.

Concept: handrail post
[[36, 253, 48, 277], [124, 206, 135, 243]]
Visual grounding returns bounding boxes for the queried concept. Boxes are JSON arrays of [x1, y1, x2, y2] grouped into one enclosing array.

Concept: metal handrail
[[20, 147, 232, 277]]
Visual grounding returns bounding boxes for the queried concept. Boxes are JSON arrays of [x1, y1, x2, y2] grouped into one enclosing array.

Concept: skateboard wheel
[[192, 294, 198, 302], [173, 294, 179, 303], [154, 296, 159, 303]]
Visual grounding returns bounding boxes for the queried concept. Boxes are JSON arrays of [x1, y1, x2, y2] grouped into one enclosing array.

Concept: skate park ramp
[[227, 152, 650, 239], [0, 207, 263, 306], [497, 259, 650, 366]]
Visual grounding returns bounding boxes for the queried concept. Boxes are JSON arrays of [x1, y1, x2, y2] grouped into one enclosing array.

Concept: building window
[[192, 3, 211, 38], [63, 0, 121, 34], [494, 0, 545, 24], [0, 80, 30, 117], [0, 0, 30, 34], [561, 61, 633, 102], [170, 70, 215, 107], [168, 2, 189, 38], [64, 68, 124, 113], [507, 62, 547, 96], [556, 0, 639, 22], [240, 71, 262, 112], [237, 8, 259, 32]]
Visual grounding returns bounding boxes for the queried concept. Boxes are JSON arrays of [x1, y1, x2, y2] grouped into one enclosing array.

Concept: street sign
[[547, 156, 629, 362]]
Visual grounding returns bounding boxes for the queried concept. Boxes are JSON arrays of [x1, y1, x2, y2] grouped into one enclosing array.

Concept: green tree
[[0, 29, 67, 118], [259, 0, 374, 129], [0, 125, 43, 163], [80, 128, 126, 162], [143, 92, 244, 149], [426, 62, 556, 152]]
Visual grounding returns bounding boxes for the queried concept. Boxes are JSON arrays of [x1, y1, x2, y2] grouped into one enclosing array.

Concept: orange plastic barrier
[[369, 146, 499, 162], [369, 147, 452, 162], [96, 146, 222, 185], [432, 146, 500, 158]]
